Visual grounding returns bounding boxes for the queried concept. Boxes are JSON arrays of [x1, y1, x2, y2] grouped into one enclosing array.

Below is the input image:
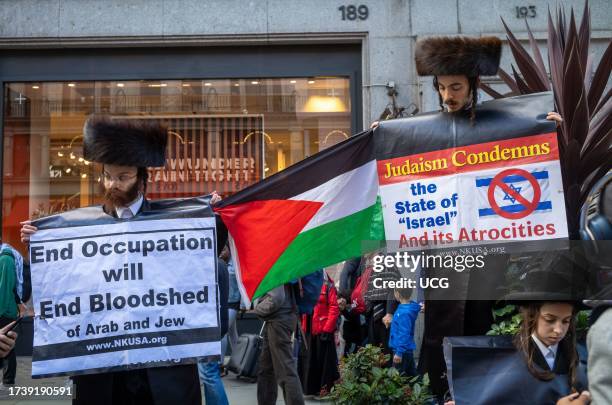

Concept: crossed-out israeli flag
[[475, 169, 552, 218]]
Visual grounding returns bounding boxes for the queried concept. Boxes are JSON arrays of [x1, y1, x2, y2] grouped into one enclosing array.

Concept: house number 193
[[516, 5, 536, 18]]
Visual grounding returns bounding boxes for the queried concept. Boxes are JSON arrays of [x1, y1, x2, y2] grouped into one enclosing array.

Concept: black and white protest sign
[[29, 217, 219, 378]]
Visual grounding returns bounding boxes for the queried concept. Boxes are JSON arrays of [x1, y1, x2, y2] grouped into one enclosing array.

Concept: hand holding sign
[[0, 321, 18, 358]]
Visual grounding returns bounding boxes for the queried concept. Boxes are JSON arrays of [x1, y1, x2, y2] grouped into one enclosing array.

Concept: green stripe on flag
[[253, 197, 385, 298]]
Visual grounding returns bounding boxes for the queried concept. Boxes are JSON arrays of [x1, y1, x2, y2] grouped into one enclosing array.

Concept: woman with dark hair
[[444, 301, 589, 405], [508, 301, 590, 405], [505, 254, 590, 404], [514, 302, 583, 392], [443, 250, 592, 405]]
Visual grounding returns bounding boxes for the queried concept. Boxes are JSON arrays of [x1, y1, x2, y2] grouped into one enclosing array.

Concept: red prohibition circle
[[487, 168, 541, 220]]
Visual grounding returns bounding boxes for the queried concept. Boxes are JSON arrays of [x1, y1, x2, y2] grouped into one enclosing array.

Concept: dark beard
[[102, 181, 141, 214]]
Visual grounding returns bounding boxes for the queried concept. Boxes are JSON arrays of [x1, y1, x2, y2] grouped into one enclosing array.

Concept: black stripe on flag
[[216, 129, 375, 206], [32, 327, 220, 361], [375, 92, 555, 160]]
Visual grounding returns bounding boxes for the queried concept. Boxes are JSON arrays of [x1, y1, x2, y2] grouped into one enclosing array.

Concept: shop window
[[2, 78, 351, 255]]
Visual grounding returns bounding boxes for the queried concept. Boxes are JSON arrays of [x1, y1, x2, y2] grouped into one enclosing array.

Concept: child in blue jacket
[[388, 287, 420, 377]]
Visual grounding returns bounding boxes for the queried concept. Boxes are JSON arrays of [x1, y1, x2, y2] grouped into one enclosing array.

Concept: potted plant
[[330, 345, 434, 405]]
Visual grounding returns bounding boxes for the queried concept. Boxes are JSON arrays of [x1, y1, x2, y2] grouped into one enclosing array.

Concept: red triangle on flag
[[215, 199, 323, 298]]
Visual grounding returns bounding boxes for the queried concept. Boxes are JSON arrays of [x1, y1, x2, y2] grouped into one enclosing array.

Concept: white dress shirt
[[115, 195, 144, 219], [531, 333, 559, 370]]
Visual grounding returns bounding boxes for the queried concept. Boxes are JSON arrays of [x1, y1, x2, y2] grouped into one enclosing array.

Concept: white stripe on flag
[[476, 168, 551, 216], [290, 160, 379, 233]]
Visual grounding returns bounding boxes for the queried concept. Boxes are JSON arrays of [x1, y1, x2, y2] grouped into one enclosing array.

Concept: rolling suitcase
[[227, 323, 264, 381]]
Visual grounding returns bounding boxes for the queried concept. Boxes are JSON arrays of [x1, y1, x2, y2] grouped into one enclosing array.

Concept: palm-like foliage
[[481, 1, 612, 237]]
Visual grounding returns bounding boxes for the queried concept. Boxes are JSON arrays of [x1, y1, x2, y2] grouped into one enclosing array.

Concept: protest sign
[[375, 93, 568, 252], [443, 336, 587, 404], [379, 132, 568, 251], [29, 216, 220, 378]]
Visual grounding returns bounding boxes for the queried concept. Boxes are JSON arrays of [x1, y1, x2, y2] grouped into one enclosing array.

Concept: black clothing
[[444, 335, 588, 404], [338, 258, 366, 354], [109, 369, 153, 405], [217, 259, 229, 337], [74, 363, 200, 405], [419, 254, 506, 399], [303, 333, 339, 396], [338, 257, 362, 300], [394, 351, 417, 377]]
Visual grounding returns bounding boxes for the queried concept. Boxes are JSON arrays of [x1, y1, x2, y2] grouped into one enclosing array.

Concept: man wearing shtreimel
[[21, 116, 227, 405], [413, 35, 563, 401]]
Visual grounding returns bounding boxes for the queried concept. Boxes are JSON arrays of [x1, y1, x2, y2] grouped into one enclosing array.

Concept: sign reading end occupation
[[378, 132, 568, 251], [29, 217, 219, 378]]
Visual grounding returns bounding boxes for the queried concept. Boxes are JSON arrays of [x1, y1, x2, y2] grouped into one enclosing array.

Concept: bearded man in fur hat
[[20, 116, 224, 405], [408, 36, 564, 401], [414, 36, 563, 123]]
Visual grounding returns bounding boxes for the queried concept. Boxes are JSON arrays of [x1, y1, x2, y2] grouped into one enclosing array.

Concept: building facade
[[1, 0, 610, 254]]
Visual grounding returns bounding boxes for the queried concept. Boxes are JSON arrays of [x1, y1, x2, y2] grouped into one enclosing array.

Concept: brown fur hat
[[415, 36, 502, 76], [83, 116, 168, 167]]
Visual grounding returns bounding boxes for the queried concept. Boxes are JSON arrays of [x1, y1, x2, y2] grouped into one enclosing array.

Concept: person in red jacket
[[302, 275, 340, 398]]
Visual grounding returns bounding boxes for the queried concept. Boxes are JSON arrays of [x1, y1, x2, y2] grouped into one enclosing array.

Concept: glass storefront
[[2, 77, 352, 255]]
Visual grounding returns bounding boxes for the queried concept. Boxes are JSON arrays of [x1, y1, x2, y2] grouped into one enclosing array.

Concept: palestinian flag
[[215, 130, 384, 301]]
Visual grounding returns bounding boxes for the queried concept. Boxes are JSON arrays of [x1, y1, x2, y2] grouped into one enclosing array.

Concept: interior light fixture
[[303, 95, 347, 113], [117, 83, 125, 87]]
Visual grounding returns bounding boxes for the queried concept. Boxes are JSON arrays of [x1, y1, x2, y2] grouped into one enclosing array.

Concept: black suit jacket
[[530, 339, 570, 375], [419, 254, 508, 398]]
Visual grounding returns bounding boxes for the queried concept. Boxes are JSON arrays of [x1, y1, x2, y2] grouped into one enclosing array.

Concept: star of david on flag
[[475, 168, 552, 219]]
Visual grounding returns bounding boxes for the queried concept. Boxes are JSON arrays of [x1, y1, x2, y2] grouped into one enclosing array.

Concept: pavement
[[0, 357, 324, 404]]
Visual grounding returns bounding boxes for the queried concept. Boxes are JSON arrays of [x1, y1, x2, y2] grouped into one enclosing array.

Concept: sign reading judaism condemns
[[375, 92, 568, 252], [29, 199, 220, 378]]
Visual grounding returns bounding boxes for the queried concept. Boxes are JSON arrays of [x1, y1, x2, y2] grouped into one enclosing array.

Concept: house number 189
[[338, 5, 369, 21]]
